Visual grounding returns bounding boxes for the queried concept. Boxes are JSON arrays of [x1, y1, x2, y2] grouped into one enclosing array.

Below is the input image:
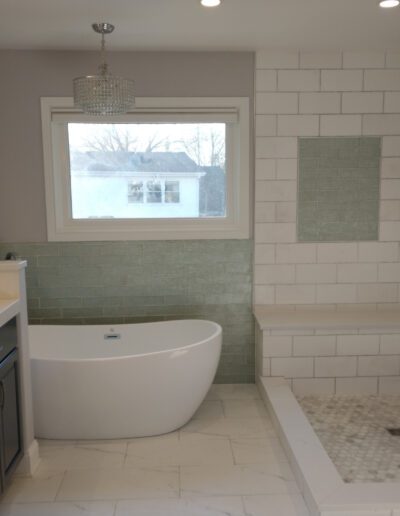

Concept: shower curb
[[257, 376, 400, 516]]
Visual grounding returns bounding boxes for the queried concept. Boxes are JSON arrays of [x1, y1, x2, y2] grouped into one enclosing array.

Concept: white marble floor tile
[[126, 436, 233, 467], [223, 400, 270, 419], [38, 440, 77, 448], [56, 466, 179, 501], [0, 385, 304, 516], [192, 401, 225, 419], [115, 496, 246, 516], [231, 438, 288, 465], [0, 501, 115, 516], [180, 417, 273, 441], [39, 442, 127, 471], [0, 470, 65, 504], [180, 463, 298, 497], [74, 439, 130, 445], [206, 385, 261, 401], [124, 432, 179, 445], [243, 494, 310, 516], [127, 432, 178, 446]]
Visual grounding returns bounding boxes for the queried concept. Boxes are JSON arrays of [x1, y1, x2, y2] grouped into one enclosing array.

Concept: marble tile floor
[[0, 384, 310, 516]]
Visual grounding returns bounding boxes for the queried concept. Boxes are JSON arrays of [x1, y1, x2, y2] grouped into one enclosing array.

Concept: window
[[69, 122, 222, 218], [146, 180, 162, 203], [165, 181, 180, 204], [128, 180, 181, 205], [128, 181, 144, 203], [41, 97, 250, 241]]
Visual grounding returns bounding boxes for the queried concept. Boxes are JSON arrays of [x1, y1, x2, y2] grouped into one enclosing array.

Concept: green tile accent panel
[[298, 137, 381, 242], [0, 240, 254, 383]]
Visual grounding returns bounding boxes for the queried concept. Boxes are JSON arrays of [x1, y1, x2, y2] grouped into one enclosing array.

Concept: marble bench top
[[253, 305, 400, 331]]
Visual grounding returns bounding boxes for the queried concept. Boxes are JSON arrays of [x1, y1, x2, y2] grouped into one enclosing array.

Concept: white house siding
[[71, 172, 204, 219]]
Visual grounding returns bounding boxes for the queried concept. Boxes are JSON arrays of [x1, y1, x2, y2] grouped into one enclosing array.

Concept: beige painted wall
[[0, 50, 254, 242]]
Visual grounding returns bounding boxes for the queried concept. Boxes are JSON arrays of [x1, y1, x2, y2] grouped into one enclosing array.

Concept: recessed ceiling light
[[379, 0, 399, 7], [201, 0, 221, 7]]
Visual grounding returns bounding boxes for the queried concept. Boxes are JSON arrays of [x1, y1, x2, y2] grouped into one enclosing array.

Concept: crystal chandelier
[[73, 23, 135, 115]]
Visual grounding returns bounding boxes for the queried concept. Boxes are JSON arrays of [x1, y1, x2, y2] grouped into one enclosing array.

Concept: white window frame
[[41, 97, 250, 241]]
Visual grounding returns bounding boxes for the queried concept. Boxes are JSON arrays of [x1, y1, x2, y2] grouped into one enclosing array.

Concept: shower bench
[[254, 305, 400, 396]]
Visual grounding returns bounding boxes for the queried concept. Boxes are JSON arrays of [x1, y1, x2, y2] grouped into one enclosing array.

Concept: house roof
[[71, 151, 204, 173]]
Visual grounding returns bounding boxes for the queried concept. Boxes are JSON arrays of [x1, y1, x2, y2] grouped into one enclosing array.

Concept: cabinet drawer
[[0, 318, 17, 362]]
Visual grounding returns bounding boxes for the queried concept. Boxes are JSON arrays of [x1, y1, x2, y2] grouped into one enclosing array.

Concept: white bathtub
[[29, 319, 222, 440]]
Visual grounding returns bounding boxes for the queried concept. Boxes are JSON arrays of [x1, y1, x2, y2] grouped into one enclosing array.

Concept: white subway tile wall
[[254, 51, 400, 393], [254, 50, 400, 309], [257, 327, 400, 395]]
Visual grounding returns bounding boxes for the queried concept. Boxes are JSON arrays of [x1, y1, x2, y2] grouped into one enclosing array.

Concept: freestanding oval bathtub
[[29, 319, 222, 440]]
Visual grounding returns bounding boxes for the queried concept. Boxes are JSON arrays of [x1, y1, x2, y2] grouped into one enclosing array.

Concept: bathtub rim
[[29, 318, 222, 363]]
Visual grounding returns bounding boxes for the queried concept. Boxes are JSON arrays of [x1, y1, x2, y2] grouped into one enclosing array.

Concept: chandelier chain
[[99, 32, 108, 76]]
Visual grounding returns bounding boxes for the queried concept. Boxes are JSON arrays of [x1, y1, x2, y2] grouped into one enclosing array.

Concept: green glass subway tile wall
[[0, 240, 253, 383], [298, 137, 381, 242]]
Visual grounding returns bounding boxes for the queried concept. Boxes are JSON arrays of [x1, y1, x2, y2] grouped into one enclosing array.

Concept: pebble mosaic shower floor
[[297, 395, 400, 483]]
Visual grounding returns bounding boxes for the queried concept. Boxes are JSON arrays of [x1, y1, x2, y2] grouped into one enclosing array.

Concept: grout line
[[240, 495, 249, 516], [53, 469, 67, 502], [221, 399, 227, 418], [228, 438, 237, 466], [122, 441, 128, 467]]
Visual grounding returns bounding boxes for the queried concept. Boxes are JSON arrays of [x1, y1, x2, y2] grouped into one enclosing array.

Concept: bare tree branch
[[83, 126, 139, 153]]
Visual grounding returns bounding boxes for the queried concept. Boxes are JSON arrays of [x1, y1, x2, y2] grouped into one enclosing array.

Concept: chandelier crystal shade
[[73, 23, 135, 115]]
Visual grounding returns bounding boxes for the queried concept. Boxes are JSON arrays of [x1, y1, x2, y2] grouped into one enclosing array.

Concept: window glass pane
[[127, 181, 143, 203], [146, 180, 162, 203], [165, 181, 180, 204], [68, 123, 226, 219]]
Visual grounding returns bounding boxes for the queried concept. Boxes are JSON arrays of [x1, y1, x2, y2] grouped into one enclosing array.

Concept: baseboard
[[15, 439, 40, 477]]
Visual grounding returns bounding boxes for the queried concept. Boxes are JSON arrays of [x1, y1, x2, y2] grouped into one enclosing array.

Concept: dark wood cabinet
[[0, 318, 22, 493]]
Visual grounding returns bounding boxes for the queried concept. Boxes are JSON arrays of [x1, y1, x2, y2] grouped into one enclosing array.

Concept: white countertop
[[0, 260, 27, 271], [254, 305, 400, 330], [0, 299, 20, 327]]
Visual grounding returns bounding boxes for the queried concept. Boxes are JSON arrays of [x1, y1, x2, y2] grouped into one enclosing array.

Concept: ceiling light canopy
[[379, 0, 399, 7], [73, 23, 135, 116], [200, 0, 222, 7]]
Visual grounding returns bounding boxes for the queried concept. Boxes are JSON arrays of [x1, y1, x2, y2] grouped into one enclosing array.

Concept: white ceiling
[[1, 0, 400, 51]]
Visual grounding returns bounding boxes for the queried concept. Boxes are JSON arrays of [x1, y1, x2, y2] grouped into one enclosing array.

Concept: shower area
[[255, 306, 400, 515]]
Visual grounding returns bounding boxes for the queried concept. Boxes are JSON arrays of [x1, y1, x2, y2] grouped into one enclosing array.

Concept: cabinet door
[[0, 351, 22, 476], [0, 318, 17, 361]]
